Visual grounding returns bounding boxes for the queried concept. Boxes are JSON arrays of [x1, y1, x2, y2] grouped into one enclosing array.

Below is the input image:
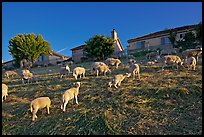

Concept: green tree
[[84, 35, 114, 60], [168, 29, 178, 48], [177, 31, 197, 51], [8, 33, 52, 68], [195, 22, 202, 46]]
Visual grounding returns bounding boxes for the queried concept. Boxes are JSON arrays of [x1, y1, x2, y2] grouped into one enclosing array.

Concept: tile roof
[[127, 24, 197, 43]]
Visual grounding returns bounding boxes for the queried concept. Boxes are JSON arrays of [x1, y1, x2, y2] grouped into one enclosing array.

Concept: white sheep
[[4, 71, 19, 78], [22, 72, 34, 84], [161, 55, 183, 71], [108, 73, 131, 88], [61, 82, 81, 112], [105, 58, 122, 69], [2, 83, 8, 102], [94, 64, 111, 77], [73, 67, 85, 80], [60, 65, 71, 78], [187, 56, 197, 70], [182, 47, 202, 62], [30, 97, 51, 121], [146, 61, 155, 66], [128, 63, 140, 80]]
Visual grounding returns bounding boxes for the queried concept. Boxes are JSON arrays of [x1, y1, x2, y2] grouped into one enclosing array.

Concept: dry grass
[[2, 59, 202, 135]]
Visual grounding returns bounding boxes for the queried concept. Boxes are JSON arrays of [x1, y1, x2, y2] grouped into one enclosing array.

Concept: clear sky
[[2, 2, 202, 62]]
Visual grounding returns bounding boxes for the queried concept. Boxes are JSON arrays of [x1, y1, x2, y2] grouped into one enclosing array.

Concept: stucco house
[[35, 51, 69, 66], [127, 24, 197, 55], [2, 51, 69, 69], [71, 29, 124, 63]]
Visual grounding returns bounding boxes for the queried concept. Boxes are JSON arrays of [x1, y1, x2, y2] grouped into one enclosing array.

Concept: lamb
[[187, 56, 197, 70], [73, 67, 86, 80], [30, 97, 51, 121], [61, 82, 81, 112], [22, 72, 34, 84], [161, 55, 183, 71], [2, 83, 8, 102], [105, 58, 122, 69], [108, 73, 131, 88], [146, 61, 155, 66], [128, 63, 140, 80], [182, 47, 202, 62], [146, 51, 159, 60], [60, 65, 71, 78], [4, 71, 19, 78], [94, 64, 111, 77]]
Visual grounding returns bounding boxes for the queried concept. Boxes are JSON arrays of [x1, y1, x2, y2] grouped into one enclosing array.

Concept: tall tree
[[195, 22, 202, 46], [168, 29, 178, 48], [8, 33, 52, 68], [84, 35, 114, 60]]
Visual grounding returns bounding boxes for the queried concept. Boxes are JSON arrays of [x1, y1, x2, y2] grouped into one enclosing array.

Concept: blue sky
[[2, 2, 202, 62]]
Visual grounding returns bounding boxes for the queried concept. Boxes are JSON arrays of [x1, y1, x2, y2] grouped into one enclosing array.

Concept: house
[[2, 51, 69, 69], [71, 29, 124, 63], [35, 51, 69, 66], [127, 24, 197, 55], [2, 59, 15, 69]]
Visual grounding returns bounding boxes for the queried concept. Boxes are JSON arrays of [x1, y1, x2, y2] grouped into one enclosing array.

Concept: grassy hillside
[[2, 59, 202, 135]]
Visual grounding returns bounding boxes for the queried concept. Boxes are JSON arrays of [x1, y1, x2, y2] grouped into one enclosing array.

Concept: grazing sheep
[[146, 51, 159, 60], [128, 63, 140, 80], [161, 55, 183, 71], [105, 58, 122, 69], [73, 67, 85, 80], [187, 56, 197, 70], [2, 84, 8, 102], [4, 71, 19, 78], [30, 97, 51, 121], [182, 47, 202, 62], [61, 82, 81, 112], [146, 61, 155, 66], [94, 64, 111, 77], [22, 72, 34, 84], [109, 73, 131, 88], [60, 65, 71, 78], [128, 59, 137, 64]]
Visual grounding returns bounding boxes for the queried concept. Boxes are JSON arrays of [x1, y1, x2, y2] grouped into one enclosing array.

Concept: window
[[180, 34, 183, 38], [136, 41, 145, 49], [161, 37, 171, 45]]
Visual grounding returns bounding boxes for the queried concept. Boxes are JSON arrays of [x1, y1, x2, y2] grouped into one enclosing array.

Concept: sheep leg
[[104, 72, 106, 76], [96, 70, 99, 77], [108, 82, 112, 87], [114, 84, 118, 89], [118, 81, 121, 86], [83, 73, 85, 78], [60, 103, 64, 110], [138, 73, 141, 80], [47, 106, 50, 114], [63, 101, 68, 112], [32, 109, 38, 121], [79, 74, 81, 78], [75, 96, 79, 104], [193, 65, 196, 70]]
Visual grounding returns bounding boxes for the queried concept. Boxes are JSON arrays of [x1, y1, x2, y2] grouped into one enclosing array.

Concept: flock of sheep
[[2, 47, 202, 121]]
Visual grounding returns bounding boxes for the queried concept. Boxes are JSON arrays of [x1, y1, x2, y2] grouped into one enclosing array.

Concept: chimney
[[112, 29, 117, 40]]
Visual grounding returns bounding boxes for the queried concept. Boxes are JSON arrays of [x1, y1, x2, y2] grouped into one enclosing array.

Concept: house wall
[[72, 48, 85, 63], [127, 30, 194, 54]]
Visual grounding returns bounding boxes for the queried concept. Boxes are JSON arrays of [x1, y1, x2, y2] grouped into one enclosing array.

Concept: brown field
[[2, 58, 202, 135]]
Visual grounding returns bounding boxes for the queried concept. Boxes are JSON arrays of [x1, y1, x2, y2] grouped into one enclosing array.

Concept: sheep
[[73, 67, 86, 80], [146, 51, 159, 60], [105, 58, 122, 69], [4, 71, 19, 78], [61, 82, 81, 112], [30, 97, 51, 121], [60, 65, 71, 78], [160, 48, 178, 56], [2, 83, 8, 102], [22, 72, 34, 84], [187, 56, 197, 70], [182, 47, 202, 62], [94, 64, 111, 77], [128, 63, 140, 80], [161, 55, 183, 71], [146, 61, 155, 66], [108, 73, 131, 88]]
